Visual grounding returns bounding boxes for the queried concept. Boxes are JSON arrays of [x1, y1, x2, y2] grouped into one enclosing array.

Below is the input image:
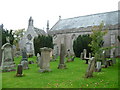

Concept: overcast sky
[[0, 0, 119, 32]]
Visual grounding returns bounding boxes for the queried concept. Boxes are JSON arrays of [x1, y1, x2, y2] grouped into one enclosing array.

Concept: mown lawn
[[2, 56, 119, 88]]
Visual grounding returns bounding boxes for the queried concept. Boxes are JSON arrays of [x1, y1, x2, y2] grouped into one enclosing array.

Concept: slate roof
[[34, 27, 46, 35], [50, 11, 118, 31]]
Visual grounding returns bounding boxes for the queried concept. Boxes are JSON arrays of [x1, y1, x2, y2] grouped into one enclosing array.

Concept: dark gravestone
[[58, 44, 66, 69], [16, 64, 23, 77], [21, 47, 28, 61]]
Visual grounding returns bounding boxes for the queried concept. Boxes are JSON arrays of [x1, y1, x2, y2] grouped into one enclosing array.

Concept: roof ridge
[[62, 10, 118, 20]]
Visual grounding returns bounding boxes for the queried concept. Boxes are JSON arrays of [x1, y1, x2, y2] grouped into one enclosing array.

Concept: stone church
[[19, 17, 46, 56], [48, 11, 120, 57]]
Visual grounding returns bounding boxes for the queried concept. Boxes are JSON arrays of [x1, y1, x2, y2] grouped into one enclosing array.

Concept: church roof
[[34, 27, 46, 35], [50, 11, 118, 31]]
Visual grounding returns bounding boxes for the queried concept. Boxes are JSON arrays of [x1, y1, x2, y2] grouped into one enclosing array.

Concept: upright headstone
[[101, 50, 107, 67], [39, 47, 52, 72], [21, 47, 28, 61], [37, 53, 41, 67], [58, 44, 66, 69], [83, 49, 87, 59], [80, 52, 83, 60], [89, 53, 91, 58], [1, 43, 16, 72], [16, 64, 23, 77], [21, 61, 29, 70], [95, 62, 101, 72], [112, 50, 116, 64]]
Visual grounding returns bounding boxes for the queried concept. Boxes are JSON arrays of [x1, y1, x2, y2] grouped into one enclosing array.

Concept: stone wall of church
[[52, 25, 119, 57]]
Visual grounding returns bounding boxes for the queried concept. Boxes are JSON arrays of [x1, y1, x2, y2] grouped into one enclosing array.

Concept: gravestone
[[58, 44, 66, 69], [16, 64, 23, 77], [1, 43, 16, 72], [95, 62, 101, 72], [80, 53, 83, 60], [21, 47, 28, 61], [101, 50, 107, 68], [39, 47, 52, 72], [89, 53, 91, 58], [83, 49, 87, 59], [37, 53, 41, 67], [85, 57, 96, 78], [21, 61, 29, 70], [112, 49, 116, 64]]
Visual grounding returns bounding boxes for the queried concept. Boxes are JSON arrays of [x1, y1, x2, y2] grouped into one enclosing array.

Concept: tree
[[85, 22, 108, 78], [34, 35, 53, 56], [1, 25, 15, 45], [89, 22, 107, 59], [73, 34, 92, 57], [13, 29, 25, 50]]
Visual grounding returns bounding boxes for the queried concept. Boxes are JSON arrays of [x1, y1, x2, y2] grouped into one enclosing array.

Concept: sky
[[0, 0, 119, 32]]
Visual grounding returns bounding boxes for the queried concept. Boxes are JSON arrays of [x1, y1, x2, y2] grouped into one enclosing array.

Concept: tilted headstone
[[58, 44, 66, 69], [39, 47, 52, 72], [85, 57, 96, 78], [21, 61, 29, 70], [1, 43, 16, 72], [16, 64, 23, 77]]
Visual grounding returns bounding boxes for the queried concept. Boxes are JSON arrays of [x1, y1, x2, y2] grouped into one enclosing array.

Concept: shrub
[[34, 35, 53, 56], [73, 34, 92, 57]]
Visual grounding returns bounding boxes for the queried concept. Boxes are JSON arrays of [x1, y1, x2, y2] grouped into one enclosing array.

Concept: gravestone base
[[58, 64, 66, 69], [2, 62, 16, 72], [39, 68, 51, 73]]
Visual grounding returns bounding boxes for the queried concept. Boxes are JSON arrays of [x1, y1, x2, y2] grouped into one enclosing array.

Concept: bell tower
[[28, 16, 33, 26]]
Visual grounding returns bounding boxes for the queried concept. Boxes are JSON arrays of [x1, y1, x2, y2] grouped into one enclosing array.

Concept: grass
[[2, 56, 119, 88]]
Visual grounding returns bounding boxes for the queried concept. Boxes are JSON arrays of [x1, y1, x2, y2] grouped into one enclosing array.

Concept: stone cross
[[16, 64, 23, 77], [58, 44, 66, 69], [1, 43, 16, 72], [39, 47, 52, 72]]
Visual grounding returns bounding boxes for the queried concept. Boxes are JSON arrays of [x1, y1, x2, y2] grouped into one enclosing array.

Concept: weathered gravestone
[[85, 57, 96, 78], [21, 47, 29, 69], [21, 47, 28, 61], [95, 62, 101, 72], [83, 49, 87, 59], [58, 44, 66, 69], [101, 50, 107, 68], [1, 43, 16, 72], [80, 52, 83, 60], [21, 61, 29, 70], [37, 53, 41, 67], [111, 49, 116, 64], [39, 47, 52, 72], [16, 64, 23, 77]]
